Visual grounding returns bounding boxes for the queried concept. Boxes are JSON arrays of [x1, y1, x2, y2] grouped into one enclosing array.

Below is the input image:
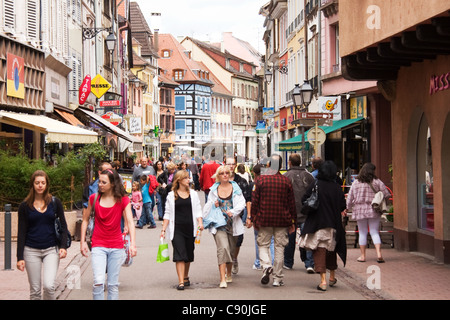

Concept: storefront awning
[[75, 108, 142, 152], [276, 117, 364, 152], [0, 111, 98, 144]]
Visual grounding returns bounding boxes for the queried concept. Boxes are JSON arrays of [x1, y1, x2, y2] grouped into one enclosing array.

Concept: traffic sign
[[91, 74, 111, 99], [299, 112, 333, 120], [308, 127, 326, 145]]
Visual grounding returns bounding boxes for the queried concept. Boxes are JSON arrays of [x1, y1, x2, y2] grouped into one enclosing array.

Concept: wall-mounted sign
[[430, 72, 450, 95], [263, 107, 274, 119], [128, 117, 142, 134], [91, 74, 111, 99], [350, 96, 367, 119], [79, 75, 91, 105], [7, 53, 25, 99]]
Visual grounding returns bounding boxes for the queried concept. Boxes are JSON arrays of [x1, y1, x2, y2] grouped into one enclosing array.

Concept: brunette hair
[[356, 163, 378, 184], [25, 170, 52, 208], [172, 170, 189, 200], [237, 163, 246, 174], [99, 169, 126, 200]]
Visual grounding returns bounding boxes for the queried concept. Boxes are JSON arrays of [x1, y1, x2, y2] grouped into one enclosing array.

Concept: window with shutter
[[26, 0, 38, 39], [3, 0, 15, 30]]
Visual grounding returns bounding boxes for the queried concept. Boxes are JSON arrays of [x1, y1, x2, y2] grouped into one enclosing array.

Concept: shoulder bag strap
[[368, 182, 378, 193], [91, 193, 99, 218]]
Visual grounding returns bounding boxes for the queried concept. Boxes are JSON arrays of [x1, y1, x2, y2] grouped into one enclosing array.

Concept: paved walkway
[[2, 231, 450, 300]]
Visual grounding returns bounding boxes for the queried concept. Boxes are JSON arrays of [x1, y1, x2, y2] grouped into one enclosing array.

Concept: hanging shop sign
[[350, 96, 367, 119], [7, 53, 25, 99], [91, 74, 111, 99], [318, 96, 342, 120], [101, 111, 122, 126], [79, 75, 91, 105]]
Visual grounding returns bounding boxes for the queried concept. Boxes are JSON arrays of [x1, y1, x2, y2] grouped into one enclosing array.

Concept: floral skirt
[[299, 228, 336, 252]]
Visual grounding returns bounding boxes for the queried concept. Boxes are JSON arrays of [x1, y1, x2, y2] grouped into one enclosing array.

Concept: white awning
[[0, 111, 98, 144], [76, 108, 141, 145]]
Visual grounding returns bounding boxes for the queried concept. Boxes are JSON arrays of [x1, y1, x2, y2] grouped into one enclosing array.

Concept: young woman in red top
[[81, 169, 136, 300]]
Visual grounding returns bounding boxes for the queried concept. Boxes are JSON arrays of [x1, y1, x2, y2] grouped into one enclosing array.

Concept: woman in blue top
[[17, 170, 69, 300], [136, 175, 156, 229], [203, 166, 246, 288]]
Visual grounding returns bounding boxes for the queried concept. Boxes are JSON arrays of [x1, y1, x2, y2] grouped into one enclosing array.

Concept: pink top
[[90, 194, 130, 249], [131, 191, 142, 205], [346, 178, 391, 220]]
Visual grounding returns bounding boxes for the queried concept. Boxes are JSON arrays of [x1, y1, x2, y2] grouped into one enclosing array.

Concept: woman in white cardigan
[[203, 165, 246, 288], [161, 170, 203, 290]]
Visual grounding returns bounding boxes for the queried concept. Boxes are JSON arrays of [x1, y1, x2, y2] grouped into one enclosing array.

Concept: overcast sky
[[133, 0, 266, 54]]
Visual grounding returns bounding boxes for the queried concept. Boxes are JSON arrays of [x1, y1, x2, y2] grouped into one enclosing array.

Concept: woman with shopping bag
[[161, 170, 203, 290]]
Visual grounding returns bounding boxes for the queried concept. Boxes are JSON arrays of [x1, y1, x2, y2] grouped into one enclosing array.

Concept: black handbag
[[53, 197, 72, 248], [301, 181, 319, 215]]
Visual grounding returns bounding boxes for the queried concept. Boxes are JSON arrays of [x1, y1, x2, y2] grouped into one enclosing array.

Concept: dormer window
[[162, 50, 170, 58], [174, 69, 184, 80]]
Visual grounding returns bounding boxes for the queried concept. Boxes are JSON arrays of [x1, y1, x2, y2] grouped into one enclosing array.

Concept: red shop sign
[[430, 72, 450, 95], [79, 75, 91, 105]]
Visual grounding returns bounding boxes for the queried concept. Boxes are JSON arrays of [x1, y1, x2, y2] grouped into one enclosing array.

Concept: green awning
[[275, 117, 364, 152]]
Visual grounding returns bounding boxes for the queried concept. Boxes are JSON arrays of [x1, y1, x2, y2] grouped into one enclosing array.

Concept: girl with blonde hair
[[161, 170, 203, 290]]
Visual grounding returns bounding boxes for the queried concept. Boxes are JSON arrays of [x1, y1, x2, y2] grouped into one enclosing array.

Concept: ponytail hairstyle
[[100, 169, 126, 200], [25, 170, 52, 208]]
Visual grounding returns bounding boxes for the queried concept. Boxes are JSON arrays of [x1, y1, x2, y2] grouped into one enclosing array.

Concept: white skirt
[[299, 228, 336, 252]]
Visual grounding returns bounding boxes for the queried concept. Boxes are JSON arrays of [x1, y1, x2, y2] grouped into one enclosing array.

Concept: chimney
[[154, 29, 159, 53]]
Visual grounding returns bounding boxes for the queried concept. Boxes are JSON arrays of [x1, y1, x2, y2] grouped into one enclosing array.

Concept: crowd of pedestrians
[[15, 152, 391, 300]]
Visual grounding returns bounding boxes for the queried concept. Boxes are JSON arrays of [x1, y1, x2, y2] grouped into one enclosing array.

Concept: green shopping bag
[[157, 238, 170, 263]]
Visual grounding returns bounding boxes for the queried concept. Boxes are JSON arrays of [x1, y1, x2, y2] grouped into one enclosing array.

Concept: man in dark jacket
[[283, 154, 315, 272]]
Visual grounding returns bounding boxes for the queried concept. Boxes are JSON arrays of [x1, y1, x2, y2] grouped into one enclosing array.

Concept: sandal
[[329, 278, 337, 287], [377, 258, 385, 263], [176, 283, 185, 290], [184, 277, 190, 287], [357, 257, 366, 262], [317, 283, 327, 291]]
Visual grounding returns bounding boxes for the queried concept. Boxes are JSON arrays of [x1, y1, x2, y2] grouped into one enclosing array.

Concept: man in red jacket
[[251, 154, 296, 287], [199, 154, 220, 202]]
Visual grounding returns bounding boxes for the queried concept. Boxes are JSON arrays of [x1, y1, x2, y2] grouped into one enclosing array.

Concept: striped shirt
[[251, 171, 296, 228], [346, 178, 390, 220]]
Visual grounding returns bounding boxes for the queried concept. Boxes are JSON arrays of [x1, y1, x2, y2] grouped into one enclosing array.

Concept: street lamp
[[265, 69, 273, 83], [292, 80, 314, 169], [106, 32, 116, 89]]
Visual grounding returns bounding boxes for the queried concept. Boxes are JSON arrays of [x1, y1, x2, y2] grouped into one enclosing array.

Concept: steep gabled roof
[[157, 34, 213, 86], [184, 37, 257, 80], [197, 61, 232, 97], [130, 2, 158, 58]]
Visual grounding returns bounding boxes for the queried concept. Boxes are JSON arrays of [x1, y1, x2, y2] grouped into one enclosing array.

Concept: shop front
[[340, 0, 450, 263]]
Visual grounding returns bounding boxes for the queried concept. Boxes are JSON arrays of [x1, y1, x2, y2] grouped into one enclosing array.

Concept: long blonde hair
[[172, 170, 189, 200]]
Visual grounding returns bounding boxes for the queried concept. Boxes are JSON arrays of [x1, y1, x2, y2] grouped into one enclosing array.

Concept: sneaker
[[148, 225, 157, 229], [226, 275, 233, 283], [273, 280, 284, 287], [261, 267, 273, 285], [232, 260, 239, 274], [306, 267, 315, 274], [219, 281, 227, 288], [283, 265, 292, 270], [253, 265, 263, 270]]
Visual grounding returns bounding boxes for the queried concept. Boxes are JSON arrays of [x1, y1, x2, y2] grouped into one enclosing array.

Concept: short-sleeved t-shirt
[[90, 194, 130, 249]]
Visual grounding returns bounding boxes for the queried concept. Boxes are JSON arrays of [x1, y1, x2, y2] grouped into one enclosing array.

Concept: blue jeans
[[284, 223, 314, 269], [253, 229, 274, 268], [138, 202, 156, 227], [155, 191, 163, 219], [91, 247, 125, 300]]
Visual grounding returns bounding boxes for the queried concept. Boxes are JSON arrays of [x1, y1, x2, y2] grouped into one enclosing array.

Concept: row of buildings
[[261, 0, 450, 264], [0, 0, 263, 165], [1, 0, 449, 263]]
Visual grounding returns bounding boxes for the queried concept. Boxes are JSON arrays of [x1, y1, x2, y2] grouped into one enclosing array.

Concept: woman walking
[[300, 161, 347, 291], [161, 170, 203, 290], [203, 166, 246, 288], [346, 162, 391, 263], [80, 169, 136, 300], [17, 170, 69, 300], [154, 160, 165, 220]]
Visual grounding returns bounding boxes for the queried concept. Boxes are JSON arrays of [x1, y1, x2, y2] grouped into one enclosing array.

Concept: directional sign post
[[299, 113, 333, 155]]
